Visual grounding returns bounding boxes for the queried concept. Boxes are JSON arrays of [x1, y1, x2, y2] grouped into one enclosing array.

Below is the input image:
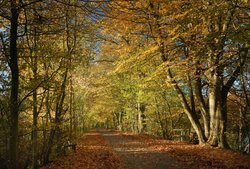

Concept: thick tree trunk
[[207, 46, 248, 148], [206, 64, 229, 148], [219, 90, 230, 148], [9, 1, 19, 169], [207, 92, 228, 148], [207, 83, 220, 146]]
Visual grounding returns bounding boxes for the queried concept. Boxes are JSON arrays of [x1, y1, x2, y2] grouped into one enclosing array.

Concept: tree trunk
[[116, 111, 123, 131], [137, 102, 142, 133], [206, 64, 229, 148], [194, 69, 210, 138], [43, 128, 56, 165], [140, 103, 146, 133], [219, 90, 229, 148], [167, 69, 206, 144], [32, 89, 38, 169], [9, 1, 19, 169], [69, 76, 73, 140], [207, 81, 220, 146], [207, 91, 228, 148], [31, 27, 39, 169], [41, 63, 49, 164], [156, 110, 167, 138], [43, 69, 68, 164]]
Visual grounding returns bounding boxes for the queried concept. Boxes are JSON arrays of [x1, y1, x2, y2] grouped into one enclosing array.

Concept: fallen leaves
[[121, 132, 250, 169], [40, 130, 125, 169], [40, 130, 250, 169]]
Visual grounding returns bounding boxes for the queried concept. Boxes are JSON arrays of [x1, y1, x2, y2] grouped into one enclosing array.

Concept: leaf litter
[[41, 130, 250, 169]]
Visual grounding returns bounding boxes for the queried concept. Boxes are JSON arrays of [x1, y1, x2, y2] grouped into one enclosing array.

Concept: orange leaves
[[132, 133, 250, 169], [41, 130, 250, 169], [41, 130, 125, 169]]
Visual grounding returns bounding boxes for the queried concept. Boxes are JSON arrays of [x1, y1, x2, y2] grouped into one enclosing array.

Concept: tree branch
[[223, 47, 249, 94]]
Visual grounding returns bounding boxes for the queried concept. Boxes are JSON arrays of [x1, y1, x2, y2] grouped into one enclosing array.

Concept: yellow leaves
[[241, 0, 249, 3], [114, 46, 159, 74], [171, 9, 191, 20], [0, 17, 9, 29], [145, 61, 168, 82]]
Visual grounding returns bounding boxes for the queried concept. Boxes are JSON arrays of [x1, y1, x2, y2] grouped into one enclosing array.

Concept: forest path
[[101, 130, 187, 169], [41, 129, 250, 169]]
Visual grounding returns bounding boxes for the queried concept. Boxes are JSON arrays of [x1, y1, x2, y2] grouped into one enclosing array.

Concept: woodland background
[[0, 0, 249, 169]]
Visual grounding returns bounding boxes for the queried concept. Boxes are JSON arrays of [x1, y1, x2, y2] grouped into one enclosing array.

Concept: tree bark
[[137, 102, 142, 133], [69, 76, 73, 140], [32, 89, 38, 169], [206, 57, 228, 147], [194, 68, 210, 138], [9, 1, 19, 169], [207, 71, 220, 146], [31, 27, 39, 169]]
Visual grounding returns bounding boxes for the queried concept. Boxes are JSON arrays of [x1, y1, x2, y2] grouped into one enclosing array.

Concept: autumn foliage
[[0, 0, 249, 169]]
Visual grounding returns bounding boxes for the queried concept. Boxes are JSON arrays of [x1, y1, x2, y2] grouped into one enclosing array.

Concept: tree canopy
[[0, 0, 249, 168]]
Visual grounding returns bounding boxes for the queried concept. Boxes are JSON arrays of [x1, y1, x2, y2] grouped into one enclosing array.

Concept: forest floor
[[41, 129, 250, 169]]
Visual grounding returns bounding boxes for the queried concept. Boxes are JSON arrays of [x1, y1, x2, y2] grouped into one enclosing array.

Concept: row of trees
[[83, 0, 250, 149], [0, 0, 100, 168], [0, 0, 249, 168]]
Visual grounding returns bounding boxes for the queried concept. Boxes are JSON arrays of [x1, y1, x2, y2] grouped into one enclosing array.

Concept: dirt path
[[41, 129, 250, 169], [101, 130, 188, 169]]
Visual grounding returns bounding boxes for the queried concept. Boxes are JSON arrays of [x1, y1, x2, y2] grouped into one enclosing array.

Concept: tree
[[0, 0, 97, 167], [99, 0, 249, 148], [7, 1, 20, 168]]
